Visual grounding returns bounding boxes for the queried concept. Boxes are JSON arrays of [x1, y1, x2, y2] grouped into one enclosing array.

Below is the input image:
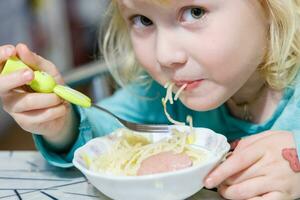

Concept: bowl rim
[[72, 126, 230, 181]]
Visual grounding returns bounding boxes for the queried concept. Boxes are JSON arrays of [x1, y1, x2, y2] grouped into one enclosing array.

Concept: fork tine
[[135, 125, 169, 130], [132, 125, 170, 133], [135, 129, 170, 133]]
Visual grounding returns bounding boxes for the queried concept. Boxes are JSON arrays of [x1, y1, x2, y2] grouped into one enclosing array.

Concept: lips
[[174, 79, 203, 91]]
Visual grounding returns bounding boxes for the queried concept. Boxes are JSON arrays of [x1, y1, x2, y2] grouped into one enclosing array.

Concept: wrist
[[43, 107, 78, 152]]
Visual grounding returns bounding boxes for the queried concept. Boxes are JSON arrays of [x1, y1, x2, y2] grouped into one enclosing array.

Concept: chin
[[180, 96, 223, 111]]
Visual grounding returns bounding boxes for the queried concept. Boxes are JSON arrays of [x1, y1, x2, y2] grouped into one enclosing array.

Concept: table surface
[[0, 151, 224, 200]]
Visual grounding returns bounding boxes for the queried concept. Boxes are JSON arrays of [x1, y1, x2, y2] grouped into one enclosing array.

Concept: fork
[[91, 104, 171, 133]]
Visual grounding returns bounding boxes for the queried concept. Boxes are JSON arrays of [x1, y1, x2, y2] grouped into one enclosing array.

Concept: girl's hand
[[0, 43, 73, 149], [204, 131, 300, 200]]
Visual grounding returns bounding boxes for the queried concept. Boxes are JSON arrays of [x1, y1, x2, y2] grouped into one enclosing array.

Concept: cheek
[[204, 44, 251, 83], [131, 36, 156, 72], [190, 28, 265, 86], [131, 35, 167, 84]]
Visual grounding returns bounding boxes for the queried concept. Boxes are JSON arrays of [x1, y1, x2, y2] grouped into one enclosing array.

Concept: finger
[[0, 69, 34, 95], [224, 155, 266, 185], [234, 132, 271, 152], [204, 146, 264, 189], [0, 45, 16, 65], [248, 191, 289, 200], [13, 103, 68, 130], [3, 93, 63, 113], [218, 176, 278, 200], [16, 43, 63, 84]]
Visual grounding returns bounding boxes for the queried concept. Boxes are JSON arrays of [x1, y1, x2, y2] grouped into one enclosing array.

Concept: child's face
[[118, 0, 268, 111]]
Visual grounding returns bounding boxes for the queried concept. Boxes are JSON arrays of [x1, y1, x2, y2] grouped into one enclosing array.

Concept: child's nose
[[155, 31, 187, 68]]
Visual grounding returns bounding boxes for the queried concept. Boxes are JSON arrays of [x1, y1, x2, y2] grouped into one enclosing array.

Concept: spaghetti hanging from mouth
[[174, 83, 187, 100], [162, 82, 193, 126]]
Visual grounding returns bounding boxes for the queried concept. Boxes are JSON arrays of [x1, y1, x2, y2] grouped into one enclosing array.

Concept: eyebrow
[[119, 0, 212, 8], [118, 0, 213, 15], [117, 0, 137, 10], [117, 0, 149, 15]]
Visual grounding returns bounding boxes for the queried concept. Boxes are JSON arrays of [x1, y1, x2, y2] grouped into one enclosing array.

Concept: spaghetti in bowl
[[73, 125, 229, 200]]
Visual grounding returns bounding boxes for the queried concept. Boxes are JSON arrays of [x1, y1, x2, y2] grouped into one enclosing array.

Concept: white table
[[0, 151, 224, 200]]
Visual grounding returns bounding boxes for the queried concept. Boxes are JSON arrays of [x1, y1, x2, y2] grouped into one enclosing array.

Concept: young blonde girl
[[0, 0, 300, 199]]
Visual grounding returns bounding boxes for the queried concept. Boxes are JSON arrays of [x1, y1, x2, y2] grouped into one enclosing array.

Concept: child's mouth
[[175, 80, 203, 91]]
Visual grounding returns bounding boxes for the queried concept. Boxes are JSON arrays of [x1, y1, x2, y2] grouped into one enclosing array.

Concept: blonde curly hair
[[260, 0, 300, 89], [101, 0, 300, 90]]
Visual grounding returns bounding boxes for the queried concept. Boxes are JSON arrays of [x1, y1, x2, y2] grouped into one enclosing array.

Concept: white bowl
[[73, 125, 230, 200]]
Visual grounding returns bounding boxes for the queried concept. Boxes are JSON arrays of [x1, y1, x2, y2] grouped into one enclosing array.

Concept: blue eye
[[182, 7, 206, 22], [132, 15, 153, 27]]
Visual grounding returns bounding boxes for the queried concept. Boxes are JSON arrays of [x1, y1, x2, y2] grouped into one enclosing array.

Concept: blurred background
[[0, 0, 113, 150]]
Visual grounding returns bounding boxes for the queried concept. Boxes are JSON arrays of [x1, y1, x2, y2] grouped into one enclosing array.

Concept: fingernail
[[5, 46, 13, 56], [23, 70, 33, 80], [204, 178, 214, 189]]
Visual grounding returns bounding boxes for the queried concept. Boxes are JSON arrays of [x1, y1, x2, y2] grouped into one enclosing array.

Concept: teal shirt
[[33, 79, 300, 168]]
